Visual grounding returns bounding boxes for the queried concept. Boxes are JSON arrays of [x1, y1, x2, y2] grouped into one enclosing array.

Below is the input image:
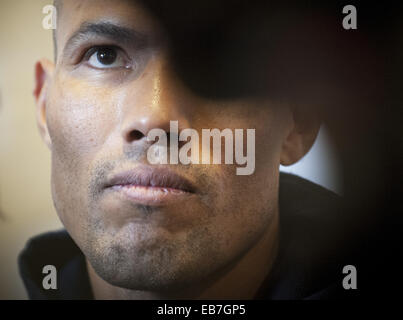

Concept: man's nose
[[121, 56, 195, 145]]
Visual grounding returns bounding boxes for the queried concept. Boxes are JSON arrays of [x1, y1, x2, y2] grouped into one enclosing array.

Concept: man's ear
[[34, 59, 55, 149], [280, 108, 321, 166]]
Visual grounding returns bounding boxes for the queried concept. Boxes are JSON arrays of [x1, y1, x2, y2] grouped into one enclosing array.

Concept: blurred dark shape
[[138, 1, 371, 107], [138, 0, 402, 298]]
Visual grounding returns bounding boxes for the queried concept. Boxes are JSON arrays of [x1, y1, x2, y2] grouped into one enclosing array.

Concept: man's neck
[[87, 213, 279, 300]]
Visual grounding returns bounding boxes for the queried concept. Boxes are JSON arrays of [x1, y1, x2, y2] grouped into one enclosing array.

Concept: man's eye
[[86, 46, 130, 69]]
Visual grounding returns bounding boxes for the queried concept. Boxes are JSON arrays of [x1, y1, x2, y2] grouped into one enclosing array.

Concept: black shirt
[[18, 173, 359, 299]]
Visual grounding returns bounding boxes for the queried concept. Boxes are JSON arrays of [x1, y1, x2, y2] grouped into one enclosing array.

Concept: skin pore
[[34, 0, 318, 299]]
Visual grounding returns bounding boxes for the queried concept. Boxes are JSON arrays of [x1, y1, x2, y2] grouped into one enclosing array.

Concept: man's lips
[[103, 167, 197, 206]]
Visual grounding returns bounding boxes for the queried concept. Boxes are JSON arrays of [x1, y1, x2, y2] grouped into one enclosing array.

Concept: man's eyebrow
[[62, 21, 147, 56]]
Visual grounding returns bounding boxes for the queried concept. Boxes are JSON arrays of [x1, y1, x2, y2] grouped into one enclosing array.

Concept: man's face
[[39, 0, 296, 291]]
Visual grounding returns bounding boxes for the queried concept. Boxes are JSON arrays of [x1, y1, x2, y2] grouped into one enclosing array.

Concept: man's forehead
[[54, 0, 267, 42], [55, 0, 160, 49]]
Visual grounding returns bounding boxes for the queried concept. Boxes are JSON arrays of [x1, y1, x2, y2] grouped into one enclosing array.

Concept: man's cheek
[[47, 81, 117, 158]]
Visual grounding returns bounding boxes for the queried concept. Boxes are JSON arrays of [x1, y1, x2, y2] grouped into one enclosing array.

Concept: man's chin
[[82, 222, 223, 293], [87, 249, 209, 293]]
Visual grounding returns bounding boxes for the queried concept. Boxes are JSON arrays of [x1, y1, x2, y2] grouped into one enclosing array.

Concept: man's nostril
[[128, 130, 145, 141]]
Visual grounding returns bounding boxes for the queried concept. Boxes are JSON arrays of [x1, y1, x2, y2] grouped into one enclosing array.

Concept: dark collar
[[18, 230, 93, 299]]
